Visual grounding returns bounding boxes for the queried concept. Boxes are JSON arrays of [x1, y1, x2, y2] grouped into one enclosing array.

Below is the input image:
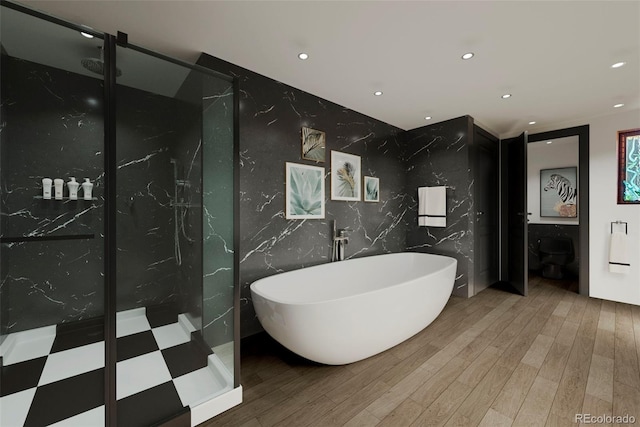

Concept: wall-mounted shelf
[[34, 196, 98, 201], [0, 234, 96, 243]]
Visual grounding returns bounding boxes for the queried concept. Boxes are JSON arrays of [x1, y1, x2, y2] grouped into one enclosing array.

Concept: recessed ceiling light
[[546, 141, 553, 144], [529, 121, 536, 125], [614, 103, 625, 108], [298, 52, 309, 60], [425, 116, 432, 120], [501, 94, 511, 99], [80, 31, 94, 39], [461, 52, 474, 60], [611, 61, 626, 69], [374, 91, 383, 96]]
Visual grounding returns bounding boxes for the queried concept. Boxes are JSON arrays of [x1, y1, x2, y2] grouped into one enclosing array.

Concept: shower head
[[81, 46, 122, 77]]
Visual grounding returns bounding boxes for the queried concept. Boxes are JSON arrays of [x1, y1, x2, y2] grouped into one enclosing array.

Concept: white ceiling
[[19, 0, 640, 138]]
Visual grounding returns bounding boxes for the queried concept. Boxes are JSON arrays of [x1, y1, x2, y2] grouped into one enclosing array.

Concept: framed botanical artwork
[[540, 167, 578, 218], [301, 127, 325, 162], [364, 176, 379, 202], [285, 162, 325, 219], [331, 151, 361, 201], [617, 128, 640, 204]]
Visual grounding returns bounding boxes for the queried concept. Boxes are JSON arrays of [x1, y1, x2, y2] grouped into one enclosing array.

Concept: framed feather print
[[331, 151, 361, 201]]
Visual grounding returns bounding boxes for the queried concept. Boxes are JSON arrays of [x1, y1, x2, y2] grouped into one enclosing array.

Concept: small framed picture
[[285, 162, 325, 219], [331, 151, 361, 201], [364, 176, 379, 202], [301, 127, 325, 162]]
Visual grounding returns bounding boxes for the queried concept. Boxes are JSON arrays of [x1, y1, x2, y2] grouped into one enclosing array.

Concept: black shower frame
[[1, 2, 241, 425]]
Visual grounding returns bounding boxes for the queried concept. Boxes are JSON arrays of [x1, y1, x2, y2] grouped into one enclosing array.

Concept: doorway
[[527, 136, 579, 289], [502, 126, 590, 296]]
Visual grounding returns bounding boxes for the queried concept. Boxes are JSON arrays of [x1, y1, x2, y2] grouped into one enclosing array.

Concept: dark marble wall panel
[[114, 85, 200, 314], [403, 116, 474, 297], [528, 223, 579, 277], [202, 82, 235, 347], [114, 86, 176, 313], [197, 54, 408, 337], [171, 120, 203, 330], [172, 70, 237, 346], [172, 72, 212, 331], [0, 56, 104, 334], [0, 55, 205, 334], [1, 51, 485, 341]]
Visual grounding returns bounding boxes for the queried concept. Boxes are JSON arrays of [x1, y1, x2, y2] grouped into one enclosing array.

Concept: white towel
[[419, 216, 447, 227], [609, 231, 630, 274], [418, 187, 429, 217], [418, 186, 446, 227]]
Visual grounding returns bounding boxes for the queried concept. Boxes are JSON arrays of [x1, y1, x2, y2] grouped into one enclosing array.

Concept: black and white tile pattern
[[0, 309, 232, 426]]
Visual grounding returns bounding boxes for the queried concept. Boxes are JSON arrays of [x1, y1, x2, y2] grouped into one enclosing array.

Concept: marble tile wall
[[114, 84, 200, 316], [0, 56, 204, 334], [403, 116, 474, 297], [197, 54, 409, 337], [201, 79, 235, 348], [1, 51, 483, 339], [0, 56, 105, 334]]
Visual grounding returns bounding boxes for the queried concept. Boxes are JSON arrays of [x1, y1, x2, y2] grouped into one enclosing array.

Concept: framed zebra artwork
[[617, 128, 640, 204], [540, 167, 578, 218]]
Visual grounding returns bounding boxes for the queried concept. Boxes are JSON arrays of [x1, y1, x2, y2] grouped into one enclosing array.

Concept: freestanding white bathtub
[[250, 252, 457, 365]]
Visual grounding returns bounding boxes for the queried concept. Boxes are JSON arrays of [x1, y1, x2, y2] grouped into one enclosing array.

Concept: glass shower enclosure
[[0, 2, 240, 426]]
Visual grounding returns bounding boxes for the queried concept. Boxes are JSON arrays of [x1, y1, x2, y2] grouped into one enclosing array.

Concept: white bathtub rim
[[251, 266, 455, 308], [250, 252, 457, 306]]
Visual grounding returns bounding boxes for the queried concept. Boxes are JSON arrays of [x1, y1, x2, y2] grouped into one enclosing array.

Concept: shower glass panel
[[114, 44, 235, 425], [0, 4, 106, 426], [1, 3, 238, 425]]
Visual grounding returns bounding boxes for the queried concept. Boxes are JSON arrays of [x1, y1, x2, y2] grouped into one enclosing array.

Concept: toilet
[[538, 237, 574, 279]]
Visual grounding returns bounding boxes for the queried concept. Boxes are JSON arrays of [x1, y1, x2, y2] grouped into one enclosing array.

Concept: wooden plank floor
[[202, 277, 640, 427]]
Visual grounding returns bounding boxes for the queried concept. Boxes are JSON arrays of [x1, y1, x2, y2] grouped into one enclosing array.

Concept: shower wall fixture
[[0, 1, 240, 426], [171, 158, 199, 267], [81, 46, 122, 77]]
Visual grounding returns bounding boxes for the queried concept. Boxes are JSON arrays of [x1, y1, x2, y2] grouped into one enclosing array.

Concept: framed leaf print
[[285, 162, 325, 219]]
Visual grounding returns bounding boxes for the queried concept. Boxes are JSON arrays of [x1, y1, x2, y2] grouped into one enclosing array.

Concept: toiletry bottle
[[67, 177, 79, 200], [82, 178, 93, 200], [42, 178, 52, 199], [54, 178, 64, 200]]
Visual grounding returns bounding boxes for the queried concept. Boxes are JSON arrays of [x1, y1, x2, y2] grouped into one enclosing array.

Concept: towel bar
[[611, 221, 628, 234]]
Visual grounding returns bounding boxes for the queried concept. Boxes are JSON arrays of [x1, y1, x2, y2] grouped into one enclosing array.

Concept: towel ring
[[611, 221, 628, 235]]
